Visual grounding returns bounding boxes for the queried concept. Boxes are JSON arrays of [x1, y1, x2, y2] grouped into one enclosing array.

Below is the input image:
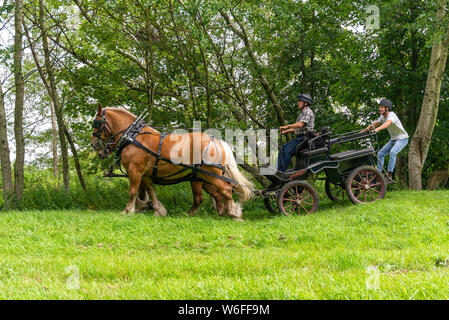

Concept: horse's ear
[[97, 103, 102, 115]]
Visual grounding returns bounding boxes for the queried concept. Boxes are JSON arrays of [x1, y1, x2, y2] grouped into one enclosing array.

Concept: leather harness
[[96, 112, 238, 186]]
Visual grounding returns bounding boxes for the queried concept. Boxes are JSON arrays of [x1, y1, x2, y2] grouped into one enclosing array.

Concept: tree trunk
[[50, 100, 59, 179], [396, 154, 408, 187], [0, 81, 14, 209], [427, 166, 449, 190], [198, 42, 212, 128], [13, 0, 25, 203], [23, 19, 60, 184], [144, 8, 156, 123], [39, 0, 70, 191], [63, 125, 86, 191], [408, 0, 449, 190], [239, 162, 271, 189]]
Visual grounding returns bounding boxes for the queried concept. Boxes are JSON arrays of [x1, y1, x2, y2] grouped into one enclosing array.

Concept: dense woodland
[[0, 0, 449, 209]]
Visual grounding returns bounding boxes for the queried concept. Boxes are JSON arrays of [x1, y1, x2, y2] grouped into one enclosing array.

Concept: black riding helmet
[[298, 93, 313, 106], [379, 98, 392, 110]]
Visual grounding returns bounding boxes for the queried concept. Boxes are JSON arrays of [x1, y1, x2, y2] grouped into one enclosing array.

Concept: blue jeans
[[377, 138, 408, 172], [277, 135, 305, 172]]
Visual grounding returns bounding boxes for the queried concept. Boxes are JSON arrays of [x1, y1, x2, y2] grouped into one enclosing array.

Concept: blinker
[[93, 119, 102, 129]]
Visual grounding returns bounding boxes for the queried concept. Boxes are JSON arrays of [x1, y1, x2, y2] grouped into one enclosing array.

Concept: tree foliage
[[0, 0, 448, 195]]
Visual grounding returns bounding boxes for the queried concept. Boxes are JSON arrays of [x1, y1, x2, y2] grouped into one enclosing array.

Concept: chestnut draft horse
[[91, 105, 253, 220]]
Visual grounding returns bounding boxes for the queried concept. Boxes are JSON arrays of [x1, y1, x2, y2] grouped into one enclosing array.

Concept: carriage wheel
[[263, 183, 280, 214], [264, 197, 279, 214], [325, 179, 347, 202], [346, 166, 387, 204], [277, 181, 319, 216]]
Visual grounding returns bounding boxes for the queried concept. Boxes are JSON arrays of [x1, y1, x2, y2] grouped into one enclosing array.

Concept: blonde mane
[[104, 106, 159, 133], [104, 107, 136, 119]]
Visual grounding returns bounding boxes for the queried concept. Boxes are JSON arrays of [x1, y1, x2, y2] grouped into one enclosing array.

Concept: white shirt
[[377, 112, 409, 140]]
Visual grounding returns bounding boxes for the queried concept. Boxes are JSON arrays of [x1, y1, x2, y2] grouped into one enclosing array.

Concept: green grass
[[0, 188, 449, 299]]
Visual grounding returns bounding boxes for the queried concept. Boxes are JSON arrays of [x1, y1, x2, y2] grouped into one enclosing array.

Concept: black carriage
[[259, 127, 388, 215]]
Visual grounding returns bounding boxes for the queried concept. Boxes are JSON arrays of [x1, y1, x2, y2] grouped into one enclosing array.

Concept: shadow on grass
[[135, 196, 276, 221], [318, 199, 354, 211], [121, 182, 364, 222]]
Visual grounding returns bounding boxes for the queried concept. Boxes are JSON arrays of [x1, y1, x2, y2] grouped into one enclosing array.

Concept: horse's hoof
[[232, 217, 243, 222]]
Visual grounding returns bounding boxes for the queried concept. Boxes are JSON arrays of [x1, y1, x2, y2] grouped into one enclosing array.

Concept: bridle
[[92, 109, 124, 155]]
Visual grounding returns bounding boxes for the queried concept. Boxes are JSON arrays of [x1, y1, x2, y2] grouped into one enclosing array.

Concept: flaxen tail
[[220, 140, 254, 202]]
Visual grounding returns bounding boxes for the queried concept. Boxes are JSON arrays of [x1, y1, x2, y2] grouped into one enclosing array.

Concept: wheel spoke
[[359, 173, 367, 184], [328, 181, 345, 202], [287, 200, 297, 211], [354, 180, 365, 187], [301, 193, 312, 201], [284, 201, 296, 208], [283, 202, 294, 216], [290, 203, 298, 213], [368, 189, 375, 201], [300, 203, 311, 215], [367, 175, 377, 185], [335, 185, 344, 199]]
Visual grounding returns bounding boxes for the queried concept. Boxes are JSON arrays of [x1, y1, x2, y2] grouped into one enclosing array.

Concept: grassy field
[[1, 187, 449, 299]]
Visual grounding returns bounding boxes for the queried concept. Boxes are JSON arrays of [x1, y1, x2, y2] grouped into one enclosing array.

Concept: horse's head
[[91, 104, 114, 159]]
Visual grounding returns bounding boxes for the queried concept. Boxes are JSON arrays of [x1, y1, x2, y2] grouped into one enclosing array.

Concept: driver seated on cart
[[277, 93, 315, 172]]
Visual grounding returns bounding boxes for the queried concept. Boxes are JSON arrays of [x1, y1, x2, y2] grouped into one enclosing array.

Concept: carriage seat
[[301, 147, 328, 157], [329, 147, 374, 161], [295, 126, 331, 156]]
